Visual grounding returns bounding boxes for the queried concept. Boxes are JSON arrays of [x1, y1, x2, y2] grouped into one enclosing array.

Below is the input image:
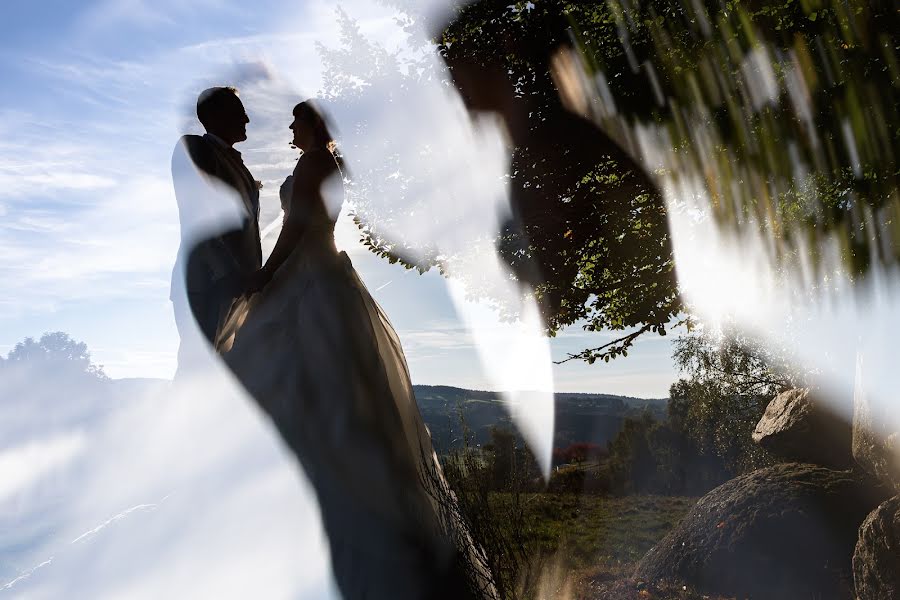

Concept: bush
[[441, 425, 549, 599], [546, 465, 586, 494], [552, 442, 608, 466]]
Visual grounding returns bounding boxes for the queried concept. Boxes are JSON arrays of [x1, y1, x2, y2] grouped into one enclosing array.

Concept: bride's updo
[[293, 100, 337, 153]]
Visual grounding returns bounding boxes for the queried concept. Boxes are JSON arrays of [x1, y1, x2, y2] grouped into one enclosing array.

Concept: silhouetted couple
[[170, 88, 494, 600], [170, 8, 669, 591]]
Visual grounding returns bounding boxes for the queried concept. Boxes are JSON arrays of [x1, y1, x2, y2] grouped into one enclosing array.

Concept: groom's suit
[[171, 133, 262, 359]]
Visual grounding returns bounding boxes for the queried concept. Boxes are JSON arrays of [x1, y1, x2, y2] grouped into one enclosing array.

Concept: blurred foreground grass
[[487, 493, 714, 598]]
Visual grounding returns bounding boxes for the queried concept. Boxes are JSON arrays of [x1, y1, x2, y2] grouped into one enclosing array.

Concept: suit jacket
[[171, 134, 262, 301]]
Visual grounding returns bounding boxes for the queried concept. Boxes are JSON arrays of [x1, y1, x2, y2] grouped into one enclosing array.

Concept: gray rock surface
[[634, 463, 884, 600], [753, 388, 852, 468], [853, 495, 900, 600]]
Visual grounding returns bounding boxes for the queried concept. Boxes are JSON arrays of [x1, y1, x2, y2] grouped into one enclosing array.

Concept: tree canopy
[[318, 0, 898, 362], [2, 332, 108, 381]]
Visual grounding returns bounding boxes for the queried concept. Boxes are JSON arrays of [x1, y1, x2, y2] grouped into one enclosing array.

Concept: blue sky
[[3, 1, 897, 596], [0, 0, 679, 397]]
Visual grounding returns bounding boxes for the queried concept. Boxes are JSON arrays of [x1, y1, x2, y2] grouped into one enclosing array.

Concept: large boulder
[[853, 495, 900, 600], [852, 354, 900, 490], [633, 463, 884, 600], [752, 388, 852, 468]]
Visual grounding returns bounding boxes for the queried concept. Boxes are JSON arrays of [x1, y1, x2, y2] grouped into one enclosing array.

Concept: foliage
[[501, 493, 695, 574], [603, 326, 804, 494], [316, 7, 445, 274], [479, 491, 696, 598], [317, 3, 681, 364], [443, 428, 546, 600], [1, 332, 107, 381], [443, 432, 696, 599], [552, 442, 607, 465], [323, 0, 897, 364], [564, 0, 900, 275], [441, 0, 681, 362], [479, 426, 542, 491], [604, 412, 750, 496], [546, 465, 588, 495], [606, 413, 660, 493], [440, 418, 700, 598], [671, 328, 798, 399], [437, 0, 898, 350], [670, 326, 805, 473]]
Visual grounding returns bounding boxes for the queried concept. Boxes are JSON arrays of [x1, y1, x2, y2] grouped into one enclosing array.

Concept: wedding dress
[[216, 149, 494, 600]]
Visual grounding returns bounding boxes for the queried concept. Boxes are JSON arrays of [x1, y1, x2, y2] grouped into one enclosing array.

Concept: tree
[[318, 2, 680, 364], [321, 0, 897, 363], [563, 0, 899, 277], [2, 332, 108, 381], [669, 326, 803, 474], [552, 442, 606, 465], [606, 413, 661, 492], [602, 324, 806, 494], [442, 425, 546, 599]]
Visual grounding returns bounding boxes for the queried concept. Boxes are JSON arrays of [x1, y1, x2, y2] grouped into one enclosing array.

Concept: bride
[[216, 101, 494, 600]]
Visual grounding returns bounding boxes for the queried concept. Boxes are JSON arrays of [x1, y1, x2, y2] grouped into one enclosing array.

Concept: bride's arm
[[247, 155, 326, 291], [256, 208, 304, 283]]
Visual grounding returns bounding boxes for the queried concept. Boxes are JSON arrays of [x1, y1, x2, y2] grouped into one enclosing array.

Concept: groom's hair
[[196, 86, 240, 129]]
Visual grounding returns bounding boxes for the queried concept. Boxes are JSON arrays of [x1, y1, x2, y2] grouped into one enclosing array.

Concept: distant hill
[[9, 375, 665, 457], [97, 381, 666, 454], [413, 385, 666, 455]]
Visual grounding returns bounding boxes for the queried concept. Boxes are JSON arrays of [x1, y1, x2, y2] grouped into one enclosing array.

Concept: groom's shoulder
[[176, 134, 211, 155], [174, 134, 216, 169]]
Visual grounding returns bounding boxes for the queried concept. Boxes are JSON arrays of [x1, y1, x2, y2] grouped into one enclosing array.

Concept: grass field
[[486, 493, 700, 598]]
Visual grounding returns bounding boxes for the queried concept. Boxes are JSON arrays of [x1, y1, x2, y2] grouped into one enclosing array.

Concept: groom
[[170, 86, 262, 370]]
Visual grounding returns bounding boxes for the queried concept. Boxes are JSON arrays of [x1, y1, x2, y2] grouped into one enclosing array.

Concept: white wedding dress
[[216, 149, 494, 600]]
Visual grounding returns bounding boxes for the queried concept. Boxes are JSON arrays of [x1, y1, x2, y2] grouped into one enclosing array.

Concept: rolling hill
[[413, 385, 666, 455]]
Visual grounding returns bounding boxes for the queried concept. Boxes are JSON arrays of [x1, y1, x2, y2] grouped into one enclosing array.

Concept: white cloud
[[0, 172, 117, 197], [397, 319, 477, 356]]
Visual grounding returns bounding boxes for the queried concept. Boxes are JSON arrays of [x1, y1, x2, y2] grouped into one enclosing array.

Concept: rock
[[853, 495, 900, 600], [752, 388, 852, 468], [852, 353, 900, 490], [633, 463, 885, 600]]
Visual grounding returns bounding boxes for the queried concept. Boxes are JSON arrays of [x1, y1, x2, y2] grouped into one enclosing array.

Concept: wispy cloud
[[77, 0, 176, 32], [400, 321, 474, 352], [73, 0, 249, 40]]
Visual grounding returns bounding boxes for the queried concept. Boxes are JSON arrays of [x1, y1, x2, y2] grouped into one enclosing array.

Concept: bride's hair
[[293, 100, 337, 154]]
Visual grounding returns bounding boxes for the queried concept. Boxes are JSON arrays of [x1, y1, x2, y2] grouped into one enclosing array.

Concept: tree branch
[[553, 324, 653, 364]]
